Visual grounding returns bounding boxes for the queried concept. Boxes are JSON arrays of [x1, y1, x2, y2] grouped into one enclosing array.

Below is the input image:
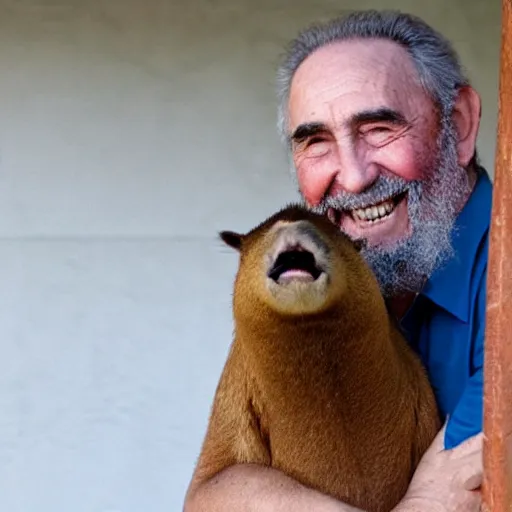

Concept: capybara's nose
[[272, 221, 315, 252], [275, 221, 329, 254]]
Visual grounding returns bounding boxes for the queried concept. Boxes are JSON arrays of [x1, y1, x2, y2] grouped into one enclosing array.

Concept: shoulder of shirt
[[420, 166, 492, 322]]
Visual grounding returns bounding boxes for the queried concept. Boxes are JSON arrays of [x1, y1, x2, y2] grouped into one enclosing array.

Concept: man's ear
[[219, 231, 244, 251], [451, 86, 481, 168]]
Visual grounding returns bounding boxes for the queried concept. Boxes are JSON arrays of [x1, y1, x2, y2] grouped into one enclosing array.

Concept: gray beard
[[307, 119, 471, 297]]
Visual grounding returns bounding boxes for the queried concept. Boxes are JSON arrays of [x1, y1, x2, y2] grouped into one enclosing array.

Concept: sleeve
[[444, 269, 486, 450], [444, 365, 483, 449]]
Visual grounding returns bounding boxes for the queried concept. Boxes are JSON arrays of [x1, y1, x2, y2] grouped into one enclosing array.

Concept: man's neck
[[454, 163, 478, 215], [387, 292, 418, 321]]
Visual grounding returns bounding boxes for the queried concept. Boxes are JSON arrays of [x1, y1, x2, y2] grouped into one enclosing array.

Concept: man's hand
[[395, 423, 483, 512], [184, 422, 484, 512]]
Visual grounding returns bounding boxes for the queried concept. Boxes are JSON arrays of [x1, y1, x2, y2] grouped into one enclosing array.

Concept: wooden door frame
[[482, 1, 512, 510]]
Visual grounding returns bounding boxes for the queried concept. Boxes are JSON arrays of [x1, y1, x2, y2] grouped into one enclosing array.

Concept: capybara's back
[[187, 204, 441, 512]]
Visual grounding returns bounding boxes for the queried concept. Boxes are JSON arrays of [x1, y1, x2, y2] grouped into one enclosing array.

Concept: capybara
[[188, 204, 441, 512]]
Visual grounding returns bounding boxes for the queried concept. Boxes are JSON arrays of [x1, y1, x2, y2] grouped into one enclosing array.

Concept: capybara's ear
[[219, 231, 244, 251], [352, 238, 367, 252]]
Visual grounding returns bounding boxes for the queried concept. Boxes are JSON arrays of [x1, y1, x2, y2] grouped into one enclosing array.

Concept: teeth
[[352, 199, 395, 222]]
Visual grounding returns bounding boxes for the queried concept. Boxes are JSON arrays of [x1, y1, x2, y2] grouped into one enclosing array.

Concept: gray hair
[[276, 10, 470, 147]]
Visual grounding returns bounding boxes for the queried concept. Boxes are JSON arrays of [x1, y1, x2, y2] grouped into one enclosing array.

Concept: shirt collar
[[419, 167, 493, 322]]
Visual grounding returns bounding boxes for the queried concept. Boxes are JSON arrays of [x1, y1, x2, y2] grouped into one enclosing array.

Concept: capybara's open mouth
[[268, 248, 323, 283]]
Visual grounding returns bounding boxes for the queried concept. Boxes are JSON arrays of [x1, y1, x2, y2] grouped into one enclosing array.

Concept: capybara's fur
[[189, 204, 441, 512]]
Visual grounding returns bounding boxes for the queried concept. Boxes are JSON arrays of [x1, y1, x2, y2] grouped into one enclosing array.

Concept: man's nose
[[329, 162, 379, 198], [300, 144, 379, 207]]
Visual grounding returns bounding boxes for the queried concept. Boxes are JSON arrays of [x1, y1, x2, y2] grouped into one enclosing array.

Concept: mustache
[[311, 175, 412, 213]]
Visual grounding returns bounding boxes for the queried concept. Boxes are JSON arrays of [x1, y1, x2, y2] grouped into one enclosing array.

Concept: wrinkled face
[[287, 39, 471, 296]]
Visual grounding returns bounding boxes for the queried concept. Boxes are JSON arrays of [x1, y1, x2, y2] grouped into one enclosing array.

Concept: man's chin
[[361, 216, 455, 298], [360, 229, 412, 251], [339, 202, 412, 250]]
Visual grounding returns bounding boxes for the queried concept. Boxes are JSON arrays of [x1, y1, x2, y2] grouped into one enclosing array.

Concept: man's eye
[[361, 126, 395, 146], [303, 137, 330, 157], [366, 126, 391, 134], [307, 136, 325, 146]]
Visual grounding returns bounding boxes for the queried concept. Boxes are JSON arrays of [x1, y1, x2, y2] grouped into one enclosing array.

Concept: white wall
[[0, 1, 501, 510]]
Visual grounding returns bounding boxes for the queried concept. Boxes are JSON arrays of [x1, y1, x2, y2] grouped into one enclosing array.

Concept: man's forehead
[[288, 39, 424, 130]]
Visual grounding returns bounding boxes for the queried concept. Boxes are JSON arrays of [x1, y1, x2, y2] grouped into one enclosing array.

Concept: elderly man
[[185, 10, 490, 512]]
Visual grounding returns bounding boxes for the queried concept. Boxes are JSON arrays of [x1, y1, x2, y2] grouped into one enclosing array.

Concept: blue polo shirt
[[401, 166, 492, 450]]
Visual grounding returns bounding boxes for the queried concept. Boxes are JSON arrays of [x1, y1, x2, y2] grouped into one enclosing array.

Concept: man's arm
[[184, 277, 487, 512], [183, 425, 483, 512], [184, 463, 361, 512]]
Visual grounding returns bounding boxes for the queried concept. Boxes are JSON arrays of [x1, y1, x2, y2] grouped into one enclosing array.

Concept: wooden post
[[482, 0, 512, 510]]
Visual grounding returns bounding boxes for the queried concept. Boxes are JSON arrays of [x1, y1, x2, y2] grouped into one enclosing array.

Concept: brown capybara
[[189, 204, 441, 512]]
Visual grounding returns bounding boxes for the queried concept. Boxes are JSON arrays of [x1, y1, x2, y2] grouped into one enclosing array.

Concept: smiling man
[[279, 20, 482, 305], [185, 10, 490, 512]]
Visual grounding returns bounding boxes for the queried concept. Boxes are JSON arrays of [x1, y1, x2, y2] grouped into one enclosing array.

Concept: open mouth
[[268, 247, 323, 283], [329, 191, 407, 225]]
